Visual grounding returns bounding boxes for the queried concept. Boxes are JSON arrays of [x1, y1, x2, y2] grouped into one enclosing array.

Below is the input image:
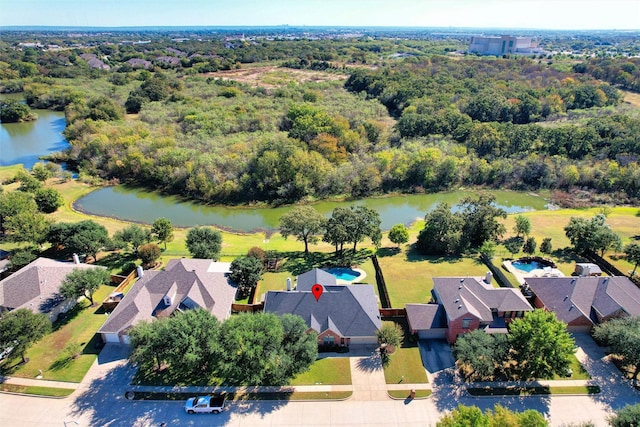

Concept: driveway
[[418, 339, 455, 374]]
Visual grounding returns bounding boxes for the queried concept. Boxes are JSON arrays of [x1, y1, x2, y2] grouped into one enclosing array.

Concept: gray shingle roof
[[0, 258, 104, 314], [405, 303, 447, 330], [98, 259, 236, 335], [526, 276, 640, 325], [296, 268, 336, 291], [433, 277, 533, 322], [264, 284, 381, 338]]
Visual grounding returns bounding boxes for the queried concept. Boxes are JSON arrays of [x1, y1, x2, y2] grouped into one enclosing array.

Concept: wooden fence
[[371, 255, 392, 308], [102, 268, 139, 311], [480, 254, 514, 288], [231, 302, 264, 313]]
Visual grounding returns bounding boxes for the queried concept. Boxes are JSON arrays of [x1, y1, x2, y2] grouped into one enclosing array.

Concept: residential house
[[126, 58, 152, 69], [264, 272, 381, 347], [0, 257, 105, 322], [80, 53, 110, 70], [524, 276, 640, 332], [406, 274, 533, 343], [97, 259, 237, 344]]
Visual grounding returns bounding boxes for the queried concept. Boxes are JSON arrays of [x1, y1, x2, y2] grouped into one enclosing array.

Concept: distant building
[[469, 35, 543, 56]]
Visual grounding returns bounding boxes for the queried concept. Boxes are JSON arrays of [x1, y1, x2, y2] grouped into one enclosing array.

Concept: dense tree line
[[574, 57, 640, 93]]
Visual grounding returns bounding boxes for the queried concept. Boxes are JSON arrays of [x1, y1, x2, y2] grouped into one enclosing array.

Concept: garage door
[[418, 328, 447, 339]]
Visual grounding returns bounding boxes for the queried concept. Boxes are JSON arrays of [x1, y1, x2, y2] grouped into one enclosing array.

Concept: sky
[[0, 0, 638, 30]]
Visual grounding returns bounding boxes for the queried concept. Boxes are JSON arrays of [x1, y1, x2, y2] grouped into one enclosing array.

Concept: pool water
[[511, 261, 543, 273], [326, 267, 360, 281]]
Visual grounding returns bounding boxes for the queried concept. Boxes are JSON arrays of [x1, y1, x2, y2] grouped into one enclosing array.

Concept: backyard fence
[[371, 255, 392, 308], [480, 254, 514, 288]]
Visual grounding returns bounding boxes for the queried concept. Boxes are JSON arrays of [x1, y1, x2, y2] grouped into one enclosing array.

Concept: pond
[[74, 186, 549, 232], [0, 94, 69, 169]]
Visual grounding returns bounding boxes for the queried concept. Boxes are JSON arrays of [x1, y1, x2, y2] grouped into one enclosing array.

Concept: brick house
[[406, 274, 533, 343], [263, 275, 381, 347]]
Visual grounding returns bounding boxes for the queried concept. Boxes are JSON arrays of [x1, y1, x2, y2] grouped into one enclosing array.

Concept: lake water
[[0, 95, 69, 169], [74, 186, 548, 232]]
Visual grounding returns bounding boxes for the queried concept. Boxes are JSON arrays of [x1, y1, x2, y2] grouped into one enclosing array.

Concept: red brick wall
[[446, 315, 480, 344]]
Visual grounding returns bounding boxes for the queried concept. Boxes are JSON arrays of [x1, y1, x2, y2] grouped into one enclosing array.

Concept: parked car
[[184, 395, 225, 414]]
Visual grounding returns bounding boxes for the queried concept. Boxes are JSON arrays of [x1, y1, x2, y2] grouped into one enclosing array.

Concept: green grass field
[[381, 320, 428, 385], [0, 384, 74, 397], [290, 357, 352, 385]]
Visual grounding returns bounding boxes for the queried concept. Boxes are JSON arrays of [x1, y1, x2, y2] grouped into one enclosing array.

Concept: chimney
[[72, 253, 80, 264], [583, 265, 590, 277], [136, 265, 144, 278], [485, 271, 493, 284], [286, 277, 292, 292]]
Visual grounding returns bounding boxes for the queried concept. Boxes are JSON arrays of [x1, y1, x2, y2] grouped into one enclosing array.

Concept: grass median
[[0, 384, 74, 397]]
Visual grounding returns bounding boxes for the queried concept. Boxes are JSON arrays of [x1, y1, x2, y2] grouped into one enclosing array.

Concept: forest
[[1, 31, 640, 205]]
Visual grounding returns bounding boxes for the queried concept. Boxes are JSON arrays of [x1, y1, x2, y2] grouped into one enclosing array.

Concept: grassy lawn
[[467, 385, 600, 396], [131, 390, 352, 401], [552, 354, 591, 380], [376, 248, 488, 307], [388, 389, 431, 399], [290, 357, 351, 386], [0, 383, 75, 397], [381, 320, 428, 384], [0, 285, 115, 382], [254, 271, 291, 303]]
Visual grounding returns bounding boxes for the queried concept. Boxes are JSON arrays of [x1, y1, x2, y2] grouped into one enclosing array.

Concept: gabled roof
[[264, 284, 381, 338], [526, 276, 640, 325], [98, 259, 236, 335], [405, 303, 447, 330], [433, 277, 533, 322], [296, 268, 336, 291], [0, 258, 104, 315]]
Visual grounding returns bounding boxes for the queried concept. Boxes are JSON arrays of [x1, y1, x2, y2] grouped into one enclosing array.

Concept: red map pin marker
[[311, 284, 323, 302]]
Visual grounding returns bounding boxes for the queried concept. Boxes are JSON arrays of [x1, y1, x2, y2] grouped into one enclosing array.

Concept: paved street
[[1, 334, 639, 426]]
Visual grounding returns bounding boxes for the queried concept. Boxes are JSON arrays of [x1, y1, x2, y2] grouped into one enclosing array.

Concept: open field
[[204, 65, 348, 89]]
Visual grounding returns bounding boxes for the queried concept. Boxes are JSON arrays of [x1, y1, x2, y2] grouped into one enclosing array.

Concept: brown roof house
[[524, 276, 640, 332], [98, 259, 237, 344], [0, 257, 105, 322], [264, 270, 381, 348], [407, 273, 533, 343]]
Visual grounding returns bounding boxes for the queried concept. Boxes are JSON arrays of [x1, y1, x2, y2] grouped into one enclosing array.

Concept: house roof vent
[[458, 305, 462, 309]]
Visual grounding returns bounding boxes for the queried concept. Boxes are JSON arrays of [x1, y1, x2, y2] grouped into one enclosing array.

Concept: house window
[[461, 318, 472, 329], [503, 311, 511, 318], [323, 336, 334, 345]]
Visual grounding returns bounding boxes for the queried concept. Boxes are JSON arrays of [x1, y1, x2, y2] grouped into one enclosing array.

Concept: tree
[[60, 267, 111, 305], [376, 323, 404, 361], [437, 404, 489, 427], [186, 226, 222, 260], [229, 256, 263, 299], [0, 309, 50, 363], [564, 214, 621, 256], [416, 203, 463, 255], [608, 403, 640, 427], [215, 312, 317, 385], [323, 207, 353, 255], [508, 309, 575, 380], [4, 210, 49, 246], [8, 247, 37, 271], [437, 404, 547, 427], [460, 194, 507, 248], [513, 215, 531, 237], [0, 99, 36, 122], [347, 206, 382, 251], [593, 317, 640, 385], [31, 163, 52, 182], [138, 243, 161, 267], [34, 187, 63, 213], [479, 241, 496, 259], [66, 220, 111, 262], [279, 206, 326, 255], [624, 243, 640, 277], [523, 236, 537, 255], [152, 217, 174, 250], [504, 236, 524, 256], [0, 190, 37, 235], [113, 224, 151, 253], [454, 330, 508, 381], [388, 224, 409, 248], [540, 237, 553, 254], [277, 314, 319, 381]]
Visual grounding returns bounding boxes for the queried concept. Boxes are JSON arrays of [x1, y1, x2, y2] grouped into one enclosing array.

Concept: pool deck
[[334, 268, 367, 285], [503, 260, 565, 286]]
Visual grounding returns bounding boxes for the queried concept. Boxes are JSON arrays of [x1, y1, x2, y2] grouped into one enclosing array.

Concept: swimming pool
[[511, 260, 543, 273], [326, 267, 362, 282]]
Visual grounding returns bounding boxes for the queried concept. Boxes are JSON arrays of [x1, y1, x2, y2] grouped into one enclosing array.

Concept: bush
[[138, 243, 161, 267], [247, 246, 266, 263]]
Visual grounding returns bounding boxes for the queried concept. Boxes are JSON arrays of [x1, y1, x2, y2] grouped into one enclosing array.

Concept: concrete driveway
[[418, 339, 455, 374]]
